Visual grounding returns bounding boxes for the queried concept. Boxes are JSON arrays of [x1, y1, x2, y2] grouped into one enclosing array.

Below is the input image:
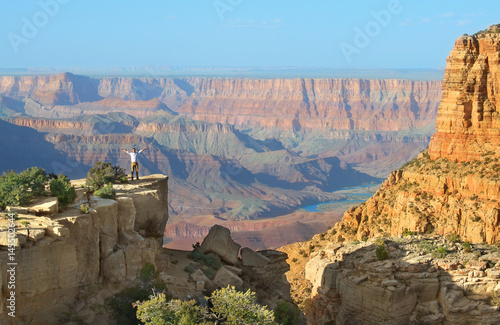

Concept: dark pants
[[131, 162, 139, 179]]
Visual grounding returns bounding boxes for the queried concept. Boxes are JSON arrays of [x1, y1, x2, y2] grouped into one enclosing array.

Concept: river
[[301, 184, 380, 212]]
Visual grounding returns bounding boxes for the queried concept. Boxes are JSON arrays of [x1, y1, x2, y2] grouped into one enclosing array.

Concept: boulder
[[200, 225, 241, 265], [213, 266, 243, 288], [224, 265, 243, 275], [241, 247, 270, 267]]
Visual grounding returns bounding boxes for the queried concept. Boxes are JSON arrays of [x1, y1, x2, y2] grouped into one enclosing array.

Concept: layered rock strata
[[0, 74, 442, 132], [303, 236, 500, 325], [429, 26, 500, 161]]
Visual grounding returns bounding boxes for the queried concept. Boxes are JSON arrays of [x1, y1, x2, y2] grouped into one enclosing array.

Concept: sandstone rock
[[116, 175, 169, 237], [224, 265, 243, 275], [116, 197, 136, 232], [213, 266, 243, 288], [429, 32, 500, 162], [305, 256, 341, 296], [26, 196, 59, 214], [102, 250, 126, 283], [0, 175, 169, 325], [124, 245, 142, 281], [200, 225, 241, 265], [241, 247, 270, 267], [90, 197, 118, 258], [298, 235, 500, 325], [46, 226, 69, 237]]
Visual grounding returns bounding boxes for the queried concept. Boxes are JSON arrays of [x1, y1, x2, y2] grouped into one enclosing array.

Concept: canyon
[[0, 71, 441, 249]]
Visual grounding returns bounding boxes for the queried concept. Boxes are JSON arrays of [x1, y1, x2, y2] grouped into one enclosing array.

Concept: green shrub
[[106, 286, 154, 325], [0, 171, 32, 208], [184, 264, 196, 274], [188, 249, 222, 270], [106, 267, 168, 325], [446, 233, 460, 243], [49, 174, 76, 208], [274, 300, 301, 325], [402, 228, 417, 236], [203, 267, 216, 280], [2, 212, 19, 220], [139, 263, 156, 283], [376, 243, 389, 261], [209, 286, 275, 324], [432, 247, 448, 258], [19, 167, 47, 196], [94, 183, 115, 199], [463, 241, 472, 253], [136, 294, 207, 325], [86, 161, 126, 190]]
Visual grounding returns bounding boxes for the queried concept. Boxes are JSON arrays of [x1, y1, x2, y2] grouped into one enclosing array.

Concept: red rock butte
[[429, 27, 500, 161]]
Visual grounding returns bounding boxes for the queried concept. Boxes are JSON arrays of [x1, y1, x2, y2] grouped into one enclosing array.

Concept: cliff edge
[[0, 175, 168, 324]]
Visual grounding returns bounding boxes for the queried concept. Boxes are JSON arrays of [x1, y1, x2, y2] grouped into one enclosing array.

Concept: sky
[[0, 0, 498, 71]]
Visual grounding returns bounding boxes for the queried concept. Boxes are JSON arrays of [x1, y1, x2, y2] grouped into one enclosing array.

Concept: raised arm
[[142, 146, 148, 151], [121, 148, 128, 153]]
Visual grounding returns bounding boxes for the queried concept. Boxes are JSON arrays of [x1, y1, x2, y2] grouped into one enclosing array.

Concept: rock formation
[[429, 27, 500, 162], [0, 74, 441, 132], [188, 225, 292, 310], [0, 175, 169, 324], [301, 236, 500, 324], [328, 26, 500, 245], [279, 25, 500, 325]]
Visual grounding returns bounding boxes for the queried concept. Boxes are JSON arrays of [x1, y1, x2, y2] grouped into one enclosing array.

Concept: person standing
[[121, 147, 147, 180]]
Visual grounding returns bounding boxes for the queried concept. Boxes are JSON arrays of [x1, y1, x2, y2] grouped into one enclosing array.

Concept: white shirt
[[127, 149, 143, 163]]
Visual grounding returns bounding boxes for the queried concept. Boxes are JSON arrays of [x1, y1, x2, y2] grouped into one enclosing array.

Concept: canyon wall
[[173, 78, 442, 131], [0, 74, 442, 132], [0, 175, 169, 324]]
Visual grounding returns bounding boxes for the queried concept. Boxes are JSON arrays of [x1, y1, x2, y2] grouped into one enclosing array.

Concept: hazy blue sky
[[0, 0, 498, 70]]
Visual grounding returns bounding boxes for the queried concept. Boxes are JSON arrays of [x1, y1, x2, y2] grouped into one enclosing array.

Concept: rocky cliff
[[280, 25, 500, 324], [0, 175, 169, 324], [0, 72, 102, 106], [329, 26, 500, 245], [429, 27, 500, 162], [173, 78, 442, 131], [281, 235, 500, 325], [0, 74, 442, 132]]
